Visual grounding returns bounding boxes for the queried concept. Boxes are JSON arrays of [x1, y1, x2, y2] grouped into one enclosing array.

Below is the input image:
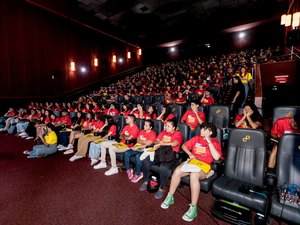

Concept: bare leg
[[169, 164, 190, 195], [190, 171, 206, 205], [268, 144, 278, 169]]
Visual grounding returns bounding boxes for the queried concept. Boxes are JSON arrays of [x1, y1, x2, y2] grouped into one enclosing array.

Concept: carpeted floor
[[0, 133, 285, 225]]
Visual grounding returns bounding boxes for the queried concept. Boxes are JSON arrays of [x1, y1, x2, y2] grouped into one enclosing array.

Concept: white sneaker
[[21, 134, 28, 138], [0, 128, 4, 131], [57, 144, 64, 149], [69, 155, 83, 162], [104, 167, 118, 176], [90, 159, 98, 166], [93, 162, 107, 169], [65, 144, 73, 150], [58, 146, 66, 151], [26, 136, 33, 140], [19, 132, 27, 136], [64, 149, 74, 155], [23, 150, 29, 155]]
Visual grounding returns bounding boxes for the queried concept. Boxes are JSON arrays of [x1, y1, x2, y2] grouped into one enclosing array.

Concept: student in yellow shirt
[[23, 123, 58, 158], [236, 67, 252, 104]]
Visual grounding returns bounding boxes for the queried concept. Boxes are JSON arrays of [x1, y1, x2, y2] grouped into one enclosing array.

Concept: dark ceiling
[[61, 0, 288, 47]]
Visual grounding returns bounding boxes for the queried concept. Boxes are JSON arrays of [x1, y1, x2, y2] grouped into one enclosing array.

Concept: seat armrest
[[211, 159, 225, 175]]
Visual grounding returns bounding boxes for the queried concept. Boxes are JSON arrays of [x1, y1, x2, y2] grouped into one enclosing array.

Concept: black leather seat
[[272, 106, 300, 125], [154, 95, 164, 104], [181, 127, 223, 192], [169, 104, 184, 122], [112, 116, 125, 134], [212, 128, 268, 213], [270, 134, 300, 224], [208, 105, 229, 128], [152, 103, 164, 115], [133, 95, 143, 104], [151, 119, 164, 136], [135, 118, 145, 131], [143, 95, 153, 105]]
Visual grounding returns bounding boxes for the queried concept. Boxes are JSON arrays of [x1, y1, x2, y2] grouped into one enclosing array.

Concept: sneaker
[[63, 149, 74, 155], [19, 132, 27, 136], [155, 190, 164, 199], [58, 146, 67, 151], [131, 172, 143, 183], [23, 150, 30, 155], [21, 134, 28, 138], [69, 155, 83, 162], [65, 144, 73, 150], [0, 128, 4, 131], [182, 204, 198, 222], [126, 169, 133, 180], [26, 136, 33, 140], [57, 144, 64, 149], [93, 162, 107, 169], [90, 159, 98, 166], [161, 193, 174, 209], [104, 167, 118, 176], [139, 182, 148, 191]]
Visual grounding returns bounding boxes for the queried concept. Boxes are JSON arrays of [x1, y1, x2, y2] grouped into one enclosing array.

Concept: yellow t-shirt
[[45, 131, 57, 145], [237, 72, 252, 84]]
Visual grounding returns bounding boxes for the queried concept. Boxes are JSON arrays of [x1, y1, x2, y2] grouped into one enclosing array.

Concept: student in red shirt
[[124, 120, 157, 183], [181, 101, 206, 138], [94, 114, 139, 176], [174, 92, 187, 105], [156, 106, 175, 123], [119, 104, 131, 117], [140, 119, 183, 199], [268, 113, 300, 169], [130, 104, 145, 119], [234, 103, 262, 129], [195, 84, 205, 99], [107, 103, 119, 117], [200, 90, 214, 107], [69, 112, 105, 161], [144, 105, 157, 120], [161, 123, 221, 222]]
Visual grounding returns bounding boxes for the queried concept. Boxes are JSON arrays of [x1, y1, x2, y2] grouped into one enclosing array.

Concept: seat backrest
[[133, 95, 143, 104], [225, 128, 267, 187], [143, 95, 153, 105], [169, 104, 184, 122], [154, 95, 164, 104], [177, 122, 190, 143], [53, 110, 61, 118], [152, 103, 164, 115], [195, 125, 223, 143], [208, 106, 229, 128], [135, 118, 145, 131], [69, 111, 77, 119], [276, 134, 300, 186], [113, 116, 125, 134], [152, 119, 164, 136], [116, 95, 124, 104], [272, 106, 300, 125]]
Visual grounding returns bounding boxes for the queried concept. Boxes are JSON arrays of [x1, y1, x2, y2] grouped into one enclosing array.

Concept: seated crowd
[[0, 47, 298, 222]]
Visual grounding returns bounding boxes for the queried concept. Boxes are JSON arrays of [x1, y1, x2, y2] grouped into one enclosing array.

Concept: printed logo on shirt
[[195, 143, 206, 154], [140, 135, 146, 140], [162, 135, 171, 143], [284, 130, 292, 134], [187, 115, 195, 123], [125, 131, 129, 136]]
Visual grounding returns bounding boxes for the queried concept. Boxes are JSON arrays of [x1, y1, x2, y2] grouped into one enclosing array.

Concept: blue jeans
[[7, 118, 17, 134], [16, 122, 29, 133], [58, 131, 70, 146], [189, 129, 196, 139], [28, 144, 57, 158], [0, 116, 8, 128], [88, 142, 102, 159], [124, 149, 142, 175]]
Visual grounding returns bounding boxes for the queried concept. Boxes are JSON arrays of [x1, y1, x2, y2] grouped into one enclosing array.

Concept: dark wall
[[0, 0, 142, 98]]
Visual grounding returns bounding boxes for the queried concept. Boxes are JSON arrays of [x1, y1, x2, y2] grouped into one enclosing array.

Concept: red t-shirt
[[67, 107, 75, 112], [184, 136, 222, 164], [144, 113, 157, 120], [174, 97, 186, 104], [51, 117, 60, 125], [181, 110, 206, 130], [45, 116, 51, 124], [202, 96, 214, 106], [108, 109, 119, 117], [60, 115, 72, 126], [131, 110, 145, 119], [120, 124, 140, 147], [92, 120, 104, 130], [271, 117, 300, 138], [138, 130, 157, 143], [82, 119, 91, 129], [120, 110, 131, 117], [82, 108, 91, 113], [195, 89, 205, 96], [164, 113, 175, 122], [93, 106, 100, 113], [156, 130, 183, 152], [107, 125, 117, 136]]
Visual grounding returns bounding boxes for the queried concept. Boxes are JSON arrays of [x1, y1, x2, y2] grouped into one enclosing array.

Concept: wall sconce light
[[70, 61, 76, 71], [281, 13, 300, 27], [292, 12, 300, 27], [138, 49, 142, 55], [127, 52, 131, 59], [94, 58, 98, 67], [112, 55, 116, 63]]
